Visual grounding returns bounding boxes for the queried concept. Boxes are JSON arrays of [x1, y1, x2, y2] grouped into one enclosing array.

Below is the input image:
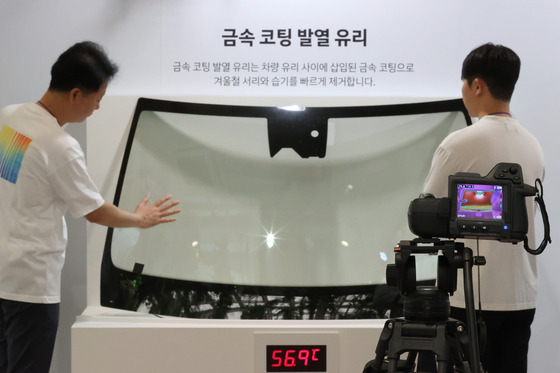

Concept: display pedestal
[[72, 307, 383, 373]]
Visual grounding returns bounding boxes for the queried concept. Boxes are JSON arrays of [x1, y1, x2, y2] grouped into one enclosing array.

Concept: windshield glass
[[101, 98, 469, 319]]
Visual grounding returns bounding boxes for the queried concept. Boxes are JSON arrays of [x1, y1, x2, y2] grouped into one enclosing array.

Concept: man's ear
[[69, 88, 81, 103], [472, 78, 486, 97]]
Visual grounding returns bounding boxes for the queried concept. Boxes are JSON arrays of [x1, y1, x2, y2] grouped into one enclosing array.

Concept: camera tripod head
[[386, 238, 485, 323]]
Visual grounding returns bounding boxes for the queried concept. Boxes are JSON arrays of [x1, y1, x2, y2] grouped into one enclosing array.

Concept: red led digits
[[266, 345, 327, 372], [271, 350, 282, 367], [285, 350, 296, 367], [298, 349, 309, 366]]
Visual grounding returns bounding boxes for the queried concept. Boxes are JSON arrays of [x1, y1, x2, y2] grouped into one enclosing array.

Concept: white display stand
[[72, 307, 383, 372]]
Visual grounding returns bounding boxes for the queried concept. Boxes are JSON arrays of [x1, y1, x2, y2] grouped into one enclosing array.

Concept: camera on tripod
[[363, 163, 550, 373]]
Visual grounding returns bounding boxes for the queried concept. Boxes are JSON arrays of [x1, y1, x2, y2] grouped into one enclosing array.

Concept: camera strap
[[523, 178, 551, 255]]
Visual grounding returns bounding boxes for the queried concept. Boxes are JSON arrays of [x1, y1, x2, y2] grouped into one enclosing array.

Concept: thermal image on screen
[[457, 184, 503, 220]]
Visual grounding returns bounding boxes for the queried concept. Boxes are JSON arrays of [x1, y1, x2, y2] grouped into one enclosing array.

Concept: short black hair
[[461, 43, 520, 102], [49, 41, 119, 93]]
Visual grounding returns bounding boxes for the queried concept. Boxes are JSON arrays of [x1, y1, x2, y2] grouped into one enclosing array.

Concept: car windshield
[[101, 98, 469, 319]]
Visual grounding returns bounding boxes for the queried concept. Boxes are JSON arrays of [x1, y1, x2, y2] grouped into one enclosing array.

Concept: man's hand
[[85, 195, 180, 229], [134, 195, 181, 228]]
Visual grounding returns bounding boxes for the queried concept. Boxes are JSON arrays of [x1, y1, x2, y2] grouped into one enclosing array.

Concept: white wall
[[1, 1, 559, 372]]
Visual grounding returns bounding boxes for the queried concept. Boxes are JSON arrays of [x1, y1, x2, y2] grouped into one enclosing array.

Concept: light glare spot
[[266, 233, 275, 248]]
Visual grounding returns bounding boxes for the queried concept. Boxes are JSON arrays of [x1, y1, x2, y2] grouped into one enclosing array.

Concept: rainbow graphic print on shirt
[[0, 125, 32, 184]]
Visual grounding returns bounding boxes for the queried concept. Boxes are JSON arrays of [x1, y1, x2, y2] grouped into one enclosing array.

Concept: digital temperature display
[[266, 345, 327, 372]]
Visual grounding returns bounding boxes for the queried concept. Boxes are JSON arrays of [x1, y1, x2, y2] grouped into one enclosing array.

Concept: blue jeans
[[0, 299, 59, 373]]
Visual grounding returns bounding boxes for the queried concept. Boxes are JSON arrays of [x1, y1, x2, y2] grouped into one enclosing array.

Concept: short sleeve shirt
[[0, 103, 104, 303]]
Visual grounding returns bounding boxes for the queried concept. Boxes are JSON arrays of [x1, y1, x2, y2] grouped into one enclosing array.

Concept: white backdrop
[[1, 1, 559, 372]]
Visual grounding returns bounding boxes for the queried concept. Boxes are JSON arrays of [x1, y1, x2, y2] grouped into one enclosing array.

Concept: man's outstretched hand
[[134, 195, 181, 228]]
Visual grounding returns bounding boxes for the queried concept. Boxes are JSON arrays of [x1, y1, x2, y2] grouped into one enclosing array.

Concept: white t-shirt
[[423, 115, 545, 311], [0, 103, 104, 303]]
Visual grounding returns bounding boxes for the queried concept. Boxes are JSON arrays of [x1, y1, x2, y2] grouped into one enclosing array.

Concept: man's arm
[[85, 195, 180, 229]]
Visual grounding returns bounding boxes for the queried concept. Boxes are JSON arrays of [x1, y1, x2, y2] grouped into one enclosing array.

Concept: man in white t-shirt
[[423, 43, 545, 373], [0, 41, 181, 373]]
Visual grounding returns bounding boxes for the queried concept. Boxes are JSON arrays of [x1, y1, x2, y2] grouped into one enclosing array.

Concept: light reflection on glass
[[266, 233, 275, 248]]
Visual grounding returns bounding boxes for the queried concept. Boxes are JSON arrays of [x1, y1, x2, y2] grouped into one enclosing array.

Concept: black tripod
[[363, 239, 484, 373]]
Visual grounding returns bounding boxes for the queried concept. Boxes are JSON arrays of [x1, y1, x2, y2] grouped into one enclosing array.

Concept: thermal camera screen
[[456, 184, 503, 220]]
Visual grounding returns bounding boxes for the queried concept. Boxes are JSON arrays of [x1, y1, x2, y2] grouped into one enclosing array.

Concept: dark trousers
[[0, 299, 59, 373], [450, 306, 535, 373]]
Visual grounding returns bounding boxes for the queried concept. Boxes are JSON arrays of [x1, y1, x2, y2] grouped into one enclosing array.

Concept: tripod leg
[[387, 357, 399, 373], [406, 351, 418, 369], [363, 320, 394, 373], [450, 349, 466, 372], [417, 351, 436, 372], [436, 358, 448, 373], [460, 248, 482, 373]]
